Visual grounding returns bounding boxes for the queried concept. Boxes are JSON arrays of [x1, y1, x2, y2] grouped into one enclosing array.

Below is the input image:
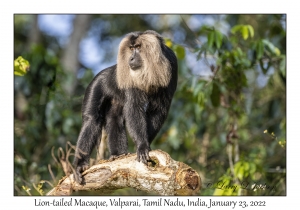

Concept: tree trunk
[[26, 15, 41, 51], [61, 14, 92, 95]]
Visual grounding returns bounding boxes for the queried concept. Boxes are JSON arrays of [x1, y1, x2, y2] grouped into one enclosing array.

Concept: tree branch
[[47, 150, 201, 196]]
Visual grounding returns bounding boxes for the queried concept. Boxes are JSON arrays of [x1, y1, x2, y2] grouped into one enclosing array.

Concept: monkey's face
[[129, 44, 143, 71], [116, 31, 171, 92]]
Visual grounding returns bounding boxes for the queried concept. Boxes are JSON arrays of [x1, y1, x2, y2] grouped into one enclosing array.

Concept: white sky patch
[[38, 14, 112, 74], [79, 36, 104, 69], [38, 14, 74, 37], [38, 14, 75, 45], [187, 15, 230, 35], [79, 35, 118, 75], [185, 50, 214, 77], [188, 16, 201, 30], [165, 15, 181, 27]]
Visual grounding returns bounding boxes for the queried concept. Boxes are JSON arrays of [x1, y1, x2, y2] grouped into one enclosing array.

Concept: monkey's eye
[[136, 45, 141, 49], [129, 46, 134, 51]]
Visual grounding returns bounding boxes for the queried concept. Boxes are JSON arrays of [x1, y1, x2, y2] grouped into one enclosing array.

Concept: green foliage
[[234, 160, 257, 181], [14, 44, 85, 195], [166, 38, 186, 60], [166, 15, 285, 196], [207, 30, 223, 49], [231, 24, 254, 40]]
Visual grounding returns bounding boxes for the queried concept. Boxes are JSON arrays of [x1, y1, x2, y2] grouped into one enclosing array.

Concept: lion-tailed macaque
[[73, 30, 178, 184]]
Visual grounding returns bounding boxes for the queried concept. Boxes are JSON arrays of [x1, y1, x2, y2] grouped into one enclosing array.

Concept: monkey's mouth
[[129, 63, 142, 70]]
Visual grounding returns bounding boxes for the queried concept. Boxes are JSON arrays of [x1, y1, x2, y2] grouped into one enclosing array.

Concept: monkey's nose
[[129, 58, 142, 70]]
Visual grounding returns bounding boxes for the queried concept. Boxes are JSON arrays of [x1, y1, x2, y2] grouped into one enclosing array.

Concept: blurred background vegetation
[[14, 14, 286, 196]]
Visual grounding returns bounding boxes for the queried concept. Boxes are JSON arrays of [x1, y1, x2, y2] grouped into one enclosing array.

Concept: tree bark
[[61, 14, 92, 95], [26, 15, 41, 51], [47, 150, 201, 196]]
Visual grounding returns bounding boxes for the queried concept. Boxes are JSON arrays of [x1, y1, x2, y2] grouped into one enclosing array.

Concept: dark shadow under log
[[47, 150, 201, 196]]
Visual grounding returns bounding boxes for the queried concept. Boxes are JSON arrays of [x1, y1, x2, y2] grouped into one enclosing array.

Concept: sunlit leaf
[[247, 25, 254, 38], [274, 48, 281, 56], [213, 188, 224, 196], [241, 26, 249, 40], [244, 162, 250, 171], [213, 189, 224, 196], [262, 39, 281, 56], [234, 161, 242, 175], [174, 45, 185, 59], [165, 39, 173, 48], [237, 166, 245, 180], [231, 25, 242, 34], [14, 56, 30, 76], [231, 24, 254, 40]]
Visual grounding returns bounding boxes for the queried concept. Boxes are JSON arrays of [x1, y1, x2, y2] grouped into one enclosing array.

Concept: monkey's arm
[[124, 90, 150, 164], [146, 47, 177, 142]]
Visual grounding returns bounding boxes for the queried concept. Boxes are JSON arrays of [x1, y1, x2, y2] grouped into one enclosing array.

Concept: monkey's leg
[[74, 117, 102, 184], [105, 104, 128, 158], [146, 94, 171, 144], [146, 111, 166, 144]]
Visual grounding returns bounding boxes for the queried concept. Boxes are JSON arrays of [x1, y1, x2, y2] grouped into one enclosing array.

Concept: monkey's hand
[[73, 161, 89, 184], [136, 143, 151, 164]]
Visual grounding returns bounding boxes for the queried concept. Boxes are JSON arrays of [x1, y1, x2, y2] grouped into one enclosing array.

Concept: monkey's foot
[[74, 163, 89, 184]]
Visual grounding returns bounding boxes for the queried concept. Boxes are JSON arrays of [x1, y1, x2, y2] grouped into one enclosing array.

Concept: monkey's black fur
[[73, 30, 178, 184]]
